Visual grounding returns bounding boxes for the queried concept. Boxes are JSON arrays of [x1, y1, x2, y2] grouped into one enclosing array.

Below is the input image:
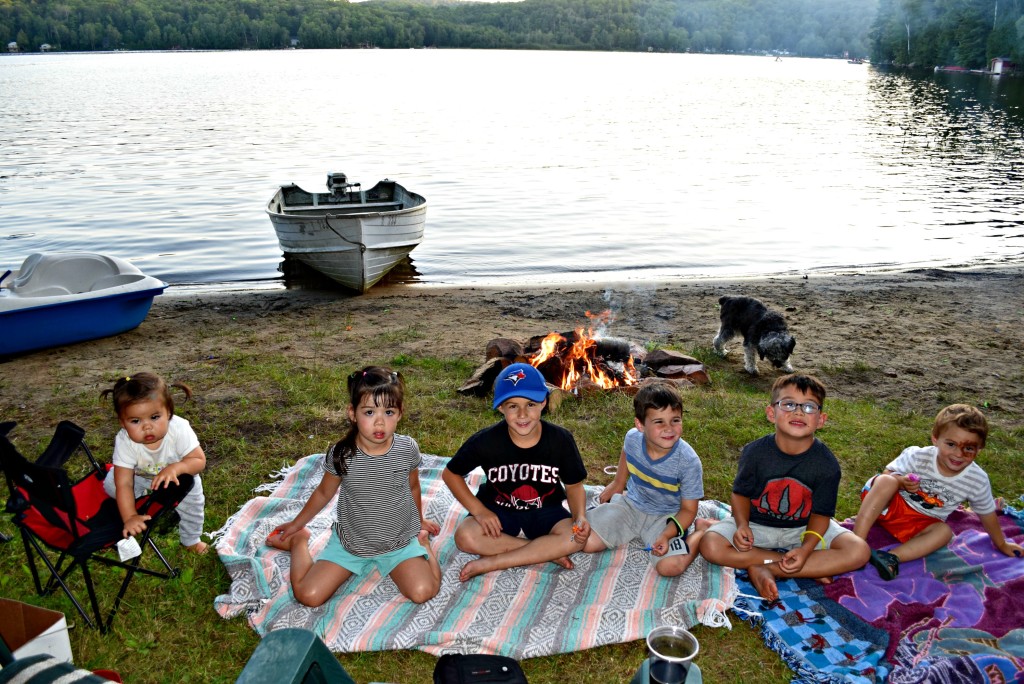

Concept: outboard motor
[[327, 172, 358, 196]]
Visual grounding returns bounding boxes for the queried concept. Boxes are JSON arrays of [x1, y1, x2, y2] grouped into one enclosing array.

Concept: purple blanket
[[829, 503, 1024, 682], [733, 502, 1024, 683]]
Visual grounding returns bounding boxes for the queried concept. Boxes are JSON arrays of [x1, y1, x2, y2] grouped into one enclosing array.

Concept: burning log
[[458, 312, 711, 401]]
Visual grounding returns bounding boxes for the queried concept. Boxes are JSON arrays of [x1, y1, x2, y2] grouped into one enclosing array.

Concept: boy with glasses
[[699, 374, 870, 601], [852, 404, 1023, 581]]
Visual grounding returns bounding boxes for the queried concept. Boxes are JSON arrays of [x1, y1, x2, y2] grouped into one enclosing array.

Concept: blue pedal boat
[[0, 253, 167, 357]]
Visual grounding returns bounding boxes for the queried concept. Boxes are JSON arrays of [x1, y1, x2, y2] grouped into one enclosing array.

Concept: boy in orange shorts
[[852, 404, 1023, 580]]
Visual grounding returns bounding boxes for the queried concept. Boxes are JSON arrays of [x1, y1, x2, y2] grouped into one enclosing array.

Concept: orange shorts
[[861, 481, 942, 542]]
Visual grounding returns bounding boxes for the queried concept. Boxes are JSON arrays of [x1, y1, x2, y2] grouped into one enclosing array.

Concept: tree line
[[1, 0, 1021, 67], [870, 0, 1024, 69], [1, 0, 875, 56]]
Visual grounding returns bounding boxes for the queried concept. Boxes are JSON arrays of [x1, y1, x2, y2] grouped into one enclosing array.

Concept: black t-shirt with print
[[733, 434, 841, 528], [447, 420, 587, 511]]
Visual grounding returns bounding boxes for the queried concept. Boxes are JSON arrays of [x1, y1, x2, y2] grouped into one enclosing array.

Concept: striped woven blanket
[[213, 454, 737, 659]]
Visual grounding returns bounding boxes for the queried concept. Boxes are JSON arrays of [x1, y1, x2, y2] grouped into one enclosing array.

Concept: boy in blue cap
[[443, 363, 590, 581]]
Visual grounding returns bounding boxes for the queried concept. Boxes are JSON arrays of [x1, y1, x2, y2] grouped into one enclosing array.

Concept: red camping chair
[[0, 420, 194, 633]]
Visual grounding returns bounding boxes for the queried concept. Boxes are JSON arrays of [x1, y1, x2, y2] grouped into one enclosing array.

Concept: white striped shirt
[[888, 445, 995, 520], [323, 433, 422, 557]]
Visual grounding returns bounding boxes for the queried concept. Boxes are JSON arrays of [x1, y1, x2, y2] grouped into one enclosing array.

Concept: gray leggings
[[103, 469, 206, 546]]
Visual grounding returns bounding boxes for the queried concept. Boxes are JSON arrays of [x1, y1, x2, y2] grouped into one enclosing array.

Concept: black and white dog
[[712, 295, 795, 375]]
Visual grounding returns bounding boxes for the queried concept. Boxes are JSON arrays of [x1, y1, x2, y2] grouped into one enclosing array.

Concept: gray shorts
[[589, 494, 691, 562], [706, 516, 850, 551]]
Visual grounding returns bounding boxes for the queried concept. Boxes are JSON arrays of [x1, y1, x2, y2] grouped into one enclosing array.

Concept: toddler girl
[[101, 372, 208, 554], [266, 366, 442, 605]]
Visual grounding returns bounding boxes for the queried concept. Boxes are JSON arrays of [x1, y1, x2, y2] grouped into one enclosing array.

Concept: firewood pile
[[458, 331, 710, 405]]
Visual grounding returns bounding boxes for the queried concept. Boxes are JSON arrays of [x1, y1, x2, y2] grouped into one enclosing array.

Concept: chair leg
[[79, 561, 109, 634], [102, 524, 179, 632], [21, 532, 100, 630], [19, 530, 47, 596]]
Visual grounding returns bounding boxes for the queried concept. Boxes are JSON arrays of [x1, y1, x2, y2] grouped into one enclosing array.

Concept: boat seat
[[89, 274, 146, 291], [14, 285, 72, 297], [285, 202, 403, 213], [10, 253, 122, 296]]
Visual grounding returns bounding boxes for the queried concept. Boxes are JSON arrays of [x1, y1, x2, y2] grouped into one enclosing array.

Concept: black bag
[[432, 653, 528, 684]]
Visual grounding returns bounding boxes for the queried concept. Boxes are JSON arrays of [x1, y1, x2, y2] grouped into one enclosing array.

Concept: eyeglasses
[[773, 400, 821, 415]]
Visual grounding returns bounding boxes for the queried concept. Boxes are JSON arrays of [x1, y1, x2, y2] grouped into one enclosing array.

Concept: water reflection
[[1, 51, 1022, 288]]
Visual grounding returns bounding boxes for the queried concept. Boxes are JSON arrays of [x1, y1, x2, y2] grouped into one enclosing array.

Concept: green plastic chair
[[236, 628, 355, 684]]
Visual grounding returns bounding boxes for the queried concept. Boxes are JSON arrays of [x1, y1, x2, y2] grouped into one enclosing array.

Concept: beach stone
[[655, 364, 710, 385], [644, 349, 701, 369]]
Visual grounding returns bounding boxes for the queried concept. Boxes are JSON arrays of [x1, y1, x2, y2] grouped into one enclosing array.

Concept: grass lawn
[[1, 346, 1021, 683]]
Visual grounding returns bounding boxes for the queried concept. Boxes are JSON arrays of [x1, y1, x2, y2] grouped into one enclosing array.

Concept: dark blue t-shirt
[[732, 434, 841, 528]]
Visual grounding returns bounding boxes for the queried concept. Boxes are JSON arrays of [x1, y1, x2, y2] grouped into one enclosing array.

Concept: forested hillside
[[870, 0, 1024, 69], [1, 0, 875, 56], [2, 0, 1022, 68]]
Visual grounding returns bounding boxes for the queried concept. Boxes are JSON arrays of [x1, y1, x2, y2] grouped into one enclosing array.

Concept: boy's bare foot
[[694, 518, 717, 532], [458, 553, 574, 581], [814, 576, 833, 586], [184, 541, 209, 555], [551, 555, 574, 570], [747, 564, 780, 602], [265, 528, 310, 551], [459, 558, 492, 582]]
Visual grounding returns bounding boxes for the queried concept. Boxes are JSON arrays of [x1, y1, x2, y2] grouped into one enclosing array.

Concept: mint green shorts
[[321, 533, 427, 577]]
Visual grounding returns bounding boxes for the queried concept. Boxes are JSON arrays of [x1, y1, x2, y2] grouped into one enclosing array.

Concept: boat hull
[[0, 289, 165, 356], [0, 252, 166, 356], [267, 178, 426, 293]]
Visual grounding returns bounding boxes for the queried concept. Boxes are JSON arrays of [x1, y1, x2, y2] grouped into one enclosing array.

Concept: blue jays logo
[[503, 369, 527, 385]]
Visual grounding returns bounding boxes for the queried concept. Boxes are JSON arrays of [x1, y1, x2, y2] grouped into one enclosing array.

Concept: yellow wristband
[[667, 516, 684, 536], [800, 529, 826, 550]]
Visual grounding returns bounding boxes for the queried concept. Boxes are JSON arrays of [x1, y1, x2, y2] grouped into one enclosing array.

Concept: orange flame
[[530, 313, 638, 390]]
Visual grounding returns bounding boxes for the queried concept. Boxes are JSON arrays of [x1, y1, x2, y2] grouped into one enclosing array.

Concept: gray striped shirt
[[323, 433, 423, 557]]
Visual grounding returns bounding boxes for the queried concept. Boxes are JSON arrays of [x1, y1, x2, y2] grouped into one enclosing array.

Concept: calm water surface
[[2, 50, 1023, 289]]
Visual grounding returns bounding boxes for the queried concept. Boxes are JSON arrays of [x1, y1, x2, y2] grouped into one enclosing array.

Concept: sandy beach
[[3, 265, 1023, 431]]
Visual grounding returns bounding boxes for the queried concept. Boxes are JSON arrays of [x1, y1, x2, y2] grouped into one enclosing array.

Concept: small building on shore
[[990, 57, 1017, 75], [7, 41, 18, 52]]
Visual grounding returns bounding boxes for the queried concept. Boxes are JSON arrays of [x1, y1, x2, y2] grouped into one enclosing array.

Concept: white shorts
[[706, 516, 850, 551]]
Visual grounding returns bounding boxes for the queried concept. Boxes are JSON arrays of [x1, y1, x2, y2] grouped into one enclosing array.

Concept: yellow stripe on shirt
[[627, 462, 680, 492]]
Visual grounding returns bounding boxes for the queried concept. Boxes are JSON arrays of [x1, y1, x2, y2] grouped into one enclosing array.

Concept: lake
[[2, 50, 1023, 291]]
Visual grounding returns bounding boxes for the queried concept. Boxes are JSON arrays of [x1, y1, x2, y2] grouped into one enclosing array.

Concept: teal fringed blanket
[[213, 454, 737, 659]]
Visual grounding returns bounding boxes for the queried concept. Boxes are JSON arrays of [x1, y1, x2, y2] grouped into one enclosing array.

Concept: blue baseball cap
[[492, 363, 549, 409]]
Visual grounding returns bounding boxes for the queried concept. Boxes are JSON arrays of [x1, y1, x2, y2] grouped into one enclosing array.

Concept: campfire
[[528, 314, 638, 391], [458, 311, 711, 404]]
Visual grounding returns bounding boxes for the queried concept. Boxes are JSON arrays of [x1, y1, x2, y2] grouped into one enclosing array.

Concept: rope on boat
[[324, 215, 367, 254]]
